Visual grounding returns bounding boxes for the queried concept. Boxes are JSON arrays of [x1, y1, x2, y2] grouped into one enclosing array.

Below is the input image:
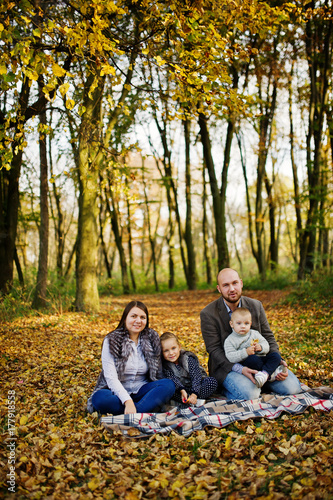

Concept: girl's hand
[[181, 389, 188, 403], [124, 399, 137, 414], [254, 343, 262, 352], [187, 393, 197, 405]]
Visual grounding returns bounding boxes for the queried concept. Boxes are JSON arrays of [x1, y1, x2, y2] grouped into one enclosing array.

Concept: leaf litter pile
[[1, 289, 333, 500]]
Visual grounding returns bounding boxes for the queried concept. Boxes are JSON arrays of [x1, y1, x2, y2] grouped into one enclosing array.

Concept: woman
[[87, 300, 175, 414]]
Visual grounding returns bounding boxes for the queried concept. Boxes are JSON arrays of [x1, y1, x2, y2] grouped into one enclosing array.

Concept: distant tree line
[[0, 0, 332, 311]]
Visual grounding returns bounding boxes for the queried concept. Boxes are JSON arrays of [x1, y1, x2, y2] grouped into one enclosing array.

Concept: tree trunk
[[125, 176, 137, 290], [288, 59, 302, 254], [237, 131, 258, 263], [142, 163, 159, 292], [106, 180, 130, 294], [98, 180, 112, 279], [33, 79, 49, 309], [198, 112, 227, 271], [183, 118, 196, 290], [154, 117, 189, 286], [75, 68, 104, 312], [14, 246, 24, 286], [202, 166, 212, 285], [49, 149, 65, 278], [298, 7, 332, 279], [0, 78, 30, 293]]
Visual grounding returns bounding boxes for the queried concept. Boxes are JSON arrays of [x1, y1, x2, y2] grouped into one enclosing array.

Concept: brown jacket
[[200, 295, 280, 387]]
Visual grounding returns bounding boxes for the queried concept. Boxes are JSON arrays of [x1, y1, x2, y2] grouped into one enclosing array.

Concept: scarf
[[107, 326, 162, 379]]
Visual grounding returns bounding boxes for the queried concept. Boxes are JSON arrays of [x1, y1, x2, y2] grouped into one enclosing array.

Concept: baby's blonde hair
[[230, 307, 252, 322]]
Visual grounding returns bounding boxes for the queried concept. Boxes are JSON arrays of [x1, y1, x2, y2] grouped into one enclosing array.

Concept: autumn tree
[[297, 1, 333, 278]]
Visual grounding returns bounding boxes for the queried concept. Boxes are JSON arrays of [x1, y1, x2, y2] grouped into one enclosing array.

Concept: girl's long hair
[[116, 301, 149, 330]]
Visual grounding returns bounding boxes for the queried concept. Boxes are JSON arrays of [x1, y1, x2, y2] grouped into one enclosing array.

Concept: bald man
[[200, 268, 301, 400]]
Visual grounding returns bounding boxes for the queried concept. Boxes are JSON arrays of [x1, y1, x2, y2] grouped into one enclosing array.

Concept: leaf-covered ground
[[1, 289, 333, 500]]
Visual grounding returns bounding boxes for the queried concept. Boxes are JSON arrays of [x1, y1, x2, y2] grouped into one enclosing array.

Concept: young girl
[[160, 331, 218, 406]]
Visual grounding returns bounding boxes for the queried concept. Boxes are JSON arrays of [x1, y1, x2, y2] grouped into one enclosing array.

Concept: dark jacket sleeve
[[200, 300, 234, 386]]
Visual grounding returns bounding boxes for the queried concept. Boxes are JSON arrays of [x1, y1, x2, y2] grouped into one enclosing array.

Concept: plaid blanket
[[101, 386, 333, 438]]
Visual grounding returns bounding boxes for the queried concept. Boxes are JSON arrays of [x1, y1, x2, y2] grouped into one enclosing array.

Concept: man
[[200, 268, 302, 400]]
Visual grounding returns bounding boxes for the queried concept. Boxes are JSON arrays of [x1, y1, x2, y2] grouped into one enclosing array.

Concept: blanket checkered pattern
[[101, 386, 333, 438]]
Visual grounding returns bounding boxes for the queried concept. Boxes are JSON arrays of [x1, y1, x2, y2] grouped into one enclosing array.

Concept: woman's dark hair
[[117, 301, 149, 330]]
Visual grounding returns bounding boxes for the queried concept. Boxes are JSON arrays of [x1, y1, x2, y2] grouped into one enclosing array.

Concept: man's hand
[[242, 366, 257, 384], [275, 360, 289, 381], [124, 399, 137, 414]]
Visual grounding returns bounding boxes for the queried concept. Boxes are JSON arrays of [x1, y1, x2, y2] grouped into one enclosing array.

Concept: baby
[[160, 331, 218, 406], [224, 307, 286, 388]]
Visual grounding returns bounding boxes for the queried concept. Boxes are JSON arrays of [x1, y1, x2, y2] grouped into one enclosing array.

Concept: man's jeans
[[222, 369, 302, 401], [91, 379, 175, 414]]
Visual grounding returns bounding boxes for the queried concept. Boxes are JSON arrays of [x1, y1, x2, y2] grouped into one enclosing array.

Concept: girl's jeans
[[91, 379, 175, 414]]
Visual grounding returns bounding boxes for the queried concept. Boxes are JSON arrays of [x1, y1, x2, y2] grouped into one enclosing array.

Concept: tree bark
[[198, 112, 227, 271], [33, 79, 49, 309], [298, 7, 332, 278], [202, 166, 212, 285], [0, 78, 30, 293], [75, 68, 104, 312], [183, 118, 196, 289]]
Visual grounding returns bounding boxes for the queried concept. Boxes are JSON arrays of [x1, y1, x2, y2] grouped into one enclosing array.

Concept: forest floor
[[1, 289, 333, 499]]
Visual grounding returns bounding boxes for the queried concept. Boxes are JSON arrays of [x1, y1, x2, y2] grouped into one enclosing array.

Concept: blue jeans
[[222, 369, 302, 401], [91, 379, 175, 415]]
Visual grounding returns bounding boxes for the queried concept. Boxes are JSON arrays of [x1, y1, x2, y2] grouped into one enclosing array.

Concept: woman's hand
[[124, 399, 137, 414], [181, 389, 188, 403], [187, 393, 197, 405]]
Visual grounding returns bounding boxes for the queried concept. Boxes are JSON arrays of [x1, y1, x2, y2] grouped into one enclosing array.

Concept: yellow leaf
[[52, 63, 66, 77], [88, 477, 100, 491], [256, 468, 267, 477], [59, 83, 70, 97], [142, 48, 149, 55], [0, 64, 6, 75], [20, 415, 28, 425], [155, 55, 166, 66], [171, 480, 184, 490], [225, 436, 232, 449], [301, 477, 314, 486], [65, 99, 75, 110], [100, 64, 116, 76]]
